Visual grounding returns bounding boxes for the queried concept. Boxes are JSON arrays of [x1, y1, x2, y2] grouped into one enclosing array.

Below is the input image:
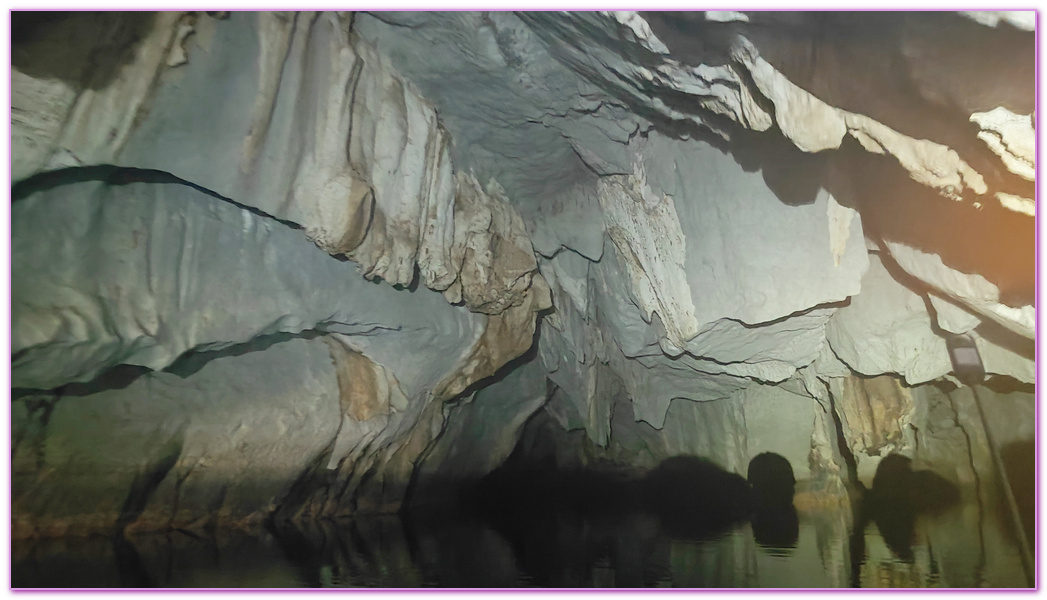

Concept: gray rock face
[[11, 11, 1034, 537], [13, 338, 341, 537], [11, 179, 482, 394]]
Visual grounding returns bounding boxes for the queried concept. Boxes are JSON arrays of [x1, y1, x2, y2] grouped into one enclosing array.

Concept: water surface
[[12, 495, 1029, 588]]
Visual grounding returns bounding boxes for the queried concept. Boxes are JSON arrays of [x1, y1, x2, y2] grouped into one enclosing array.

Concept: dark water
[[11, 495, 1029, 588]]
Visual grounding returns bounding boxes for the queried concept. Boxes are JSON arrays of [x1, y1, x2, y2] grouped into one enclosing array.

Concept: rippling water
[[12, 493, 1030, 588]]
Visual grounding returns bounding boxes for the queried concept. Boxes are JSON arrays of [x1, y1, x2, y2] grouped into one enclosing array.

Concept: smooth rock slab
[[826, 254, 953, 385], [11, 179, 482, 393], [639, 131, 869, 331]]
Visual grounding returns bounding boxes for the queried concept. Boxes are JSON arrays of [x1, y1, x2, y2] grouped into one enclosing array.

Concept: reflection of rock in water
[[466, 464, 667, 586], [870, 454, 960, 513], [998, 440, 1034, 549], [464, 454, 763, 584], [641, 456, 753, 541], [747, 452, 799, 552], [855, 453, 961, 566], [271, 516, 429, 587], [752, 507, 799, 553]]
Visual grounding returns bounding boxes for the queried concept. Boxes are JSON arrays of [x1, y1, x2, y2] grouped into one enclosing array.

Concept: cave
[[9, 10, 1036, 589]]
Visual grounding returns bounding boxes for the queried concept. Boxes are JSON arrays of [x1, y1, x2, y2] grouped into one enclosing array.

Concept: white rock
[[11, 70, 78, 181], [597, 163, 698, 351], [11, 13, 187, 180], [971, 107, 1035, 182], [843, 112, 987, 198], [884, 241, 1033, 339], [959, 11, 1036, 31], [516, 12, 773, 137], [928, 294, 983, 335], [996, 192, 1035, 216], [705, 11, 749, 23], [734, 42, 847, 153]]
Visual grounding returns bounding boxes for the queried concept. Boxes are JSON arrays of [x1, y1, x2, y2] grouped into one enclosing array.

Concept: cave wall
[[11, 10, 1035, 535]]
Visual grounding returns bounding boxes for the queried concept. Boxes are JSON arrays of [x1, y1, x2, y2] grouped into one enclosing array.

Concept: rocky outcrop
[[12, 11, 550, 534]]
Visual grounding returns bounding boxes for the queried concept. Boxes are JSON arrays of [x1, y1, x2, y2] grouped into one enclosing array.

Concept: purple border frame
[[4, 4, 1042, 590]]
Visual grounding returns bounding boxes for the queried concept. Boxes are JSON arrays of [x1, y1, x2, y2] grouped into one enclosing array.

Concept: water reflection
[[849, 453, 967, 587], [748, 453, 800, 552], [11, 453, 1029, 588], [852, 454, 960, 568], [642, 456, 754, 541]]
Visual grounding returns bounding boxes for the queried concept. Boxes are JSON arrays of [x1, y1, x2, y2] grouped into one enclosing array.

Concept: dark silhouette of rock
[[858, 453, 961, 563], [747, 452, 796, 509], [747, 453, 799, 551], [641, 456, 753, 540], [868, 454, 960, 513], [752, 506, 799, 552]]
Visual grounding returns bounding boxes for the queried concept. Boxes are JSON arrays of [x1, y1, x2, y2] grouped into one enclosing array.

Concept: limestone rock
[[517, 12, 773, 138], [927, 295, 983, 335], [11, 12, 191, 180], [733, 41, 847, 153], [640, 132, 868, 332], [345, 33, 457, 287], [883, 241, 1034, 340], [445, 173, 551, 315], [432, 289, 547, 404], [15, 12, 549, 318], [705, 11, 750, 23], [596, 164, 697, 351], [11, 179, 483, 393], [324, 337, 408, 424], [682, 309, 837, 383], [970, 107, 1035, 182], [841, 112, 987, 199], [827, 251, 1033, 386], [995, 192, 1035, 217], [10, 11, 1036, 543], [11, 70, 79, 180], [827, 375, 916, 486]]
